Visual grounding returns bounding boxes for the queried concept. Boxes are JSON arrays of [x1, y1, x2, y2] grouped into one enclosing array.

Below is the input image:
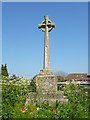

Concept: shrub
[[1, 76, 89, 119], [1, 76, 31, 119]]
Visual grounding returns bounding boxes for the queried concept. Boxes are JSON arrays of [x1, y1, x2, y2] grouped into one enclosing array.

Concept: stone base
[[34, 69, 57, 93], [39, 69, 54, 75], [26, 91, 68, 105], [26, 69, 68, 105]]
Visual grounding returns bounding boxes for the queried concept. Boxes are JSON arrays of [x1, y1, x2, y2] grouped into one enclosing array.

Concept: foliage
[[1, 64, 9, 77], [1, 76, 31, 119], [61, 83, 89, 118], [13, 102, 55, 118], [1, 76, 89, 119], [55, 71, 66, 77], [57, 75, 64, 82], [30, 79, 36, 92], [57, 75, 64, 91]]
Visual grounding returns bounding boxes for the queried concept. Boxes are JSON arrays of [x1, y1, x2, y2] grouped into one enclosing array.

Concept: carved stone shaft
[[38, 15, 55, 69], [44, 16, 50, 69]]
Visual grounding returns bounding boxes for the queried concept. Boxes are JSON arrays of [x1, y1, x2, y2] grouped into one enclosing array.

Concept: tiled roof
[[64, 73, 90, 81]]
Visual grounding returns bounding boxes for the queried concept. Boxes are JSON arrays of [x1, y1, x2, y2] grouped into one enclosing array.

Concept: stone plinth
[[26, 69, 68, 105], [34, 69, 57, 93], [27, 91, 68, 105], [27, 69, 68, 104]]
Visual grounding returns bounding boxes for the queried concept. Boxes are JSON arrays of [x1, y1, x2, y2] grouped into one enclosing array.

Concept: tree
[[57, 75, 64, 82], [55, 70, 67, 77], [1, 64, 9, 77], [30, 79, 36, 92]]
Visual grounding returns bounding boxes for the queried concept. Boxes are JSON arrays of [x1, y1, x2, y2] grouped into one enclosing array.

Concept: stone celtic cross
[[38, 15, 55, 70], [27, 16, 68, 104]]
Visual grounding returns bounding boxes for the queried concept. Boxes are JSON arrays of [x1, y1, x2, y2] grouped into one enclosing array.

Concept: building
[[64, 73, 90, 85]]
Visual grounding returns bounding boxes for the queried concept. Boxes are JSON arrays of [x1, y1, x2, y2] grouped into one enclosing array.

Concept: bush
[[61, 83, 89, 118], [1, 76, 89, 119], [57, 75, 64, 82], [1, 76, 31, 119]]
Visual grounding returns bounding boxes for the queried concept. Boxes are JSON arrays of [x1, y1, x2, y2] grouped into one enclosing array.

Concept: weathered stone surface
[[30, 69, 68, 104], [38, 15, 55, 69], [27, 91, 68, 104], [26, 16, 68, 105], [36, 16, 57, 94], [35, 71, 57, 93]]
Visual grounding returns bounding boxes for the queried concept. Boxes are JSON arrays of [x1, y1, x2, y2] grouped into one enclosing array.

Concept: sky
[[1, 0, 90, 2], [2, 2, 88, 78]]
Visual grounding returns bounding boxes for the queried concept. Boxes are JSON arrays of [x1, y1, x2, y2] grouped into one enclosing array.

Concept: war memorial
[[27, 16, 68, 104]]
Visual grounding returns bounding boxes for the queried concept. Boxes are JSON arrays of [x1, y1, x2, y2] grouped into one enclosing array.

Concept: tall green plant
[[1, 64, 9, 77]]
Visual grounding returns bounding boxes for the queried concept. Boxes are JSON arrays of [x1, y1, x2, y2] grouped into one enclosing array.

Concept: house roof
[[64, 73, 90, 81]]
